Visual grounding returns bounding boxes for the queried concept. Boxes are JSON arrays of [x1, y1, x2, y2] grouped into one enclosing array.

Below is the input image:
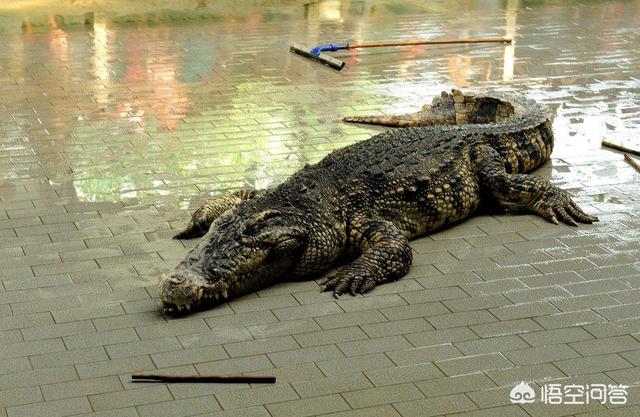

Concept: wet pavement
[[1, 0, 640, 416]]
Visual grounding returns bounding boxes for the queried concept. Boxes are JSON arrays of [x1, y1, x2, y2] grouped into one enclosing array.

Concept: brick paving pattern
[[0, 1, 639, 416]]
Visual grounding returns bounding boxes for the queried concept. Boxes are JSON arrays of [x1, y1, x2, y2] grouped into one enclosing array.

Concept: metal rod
[[131, 374, 276, 384], [602, 140, 640, 157], [348, 37, 512, 49], [624, 154, 640, 173]]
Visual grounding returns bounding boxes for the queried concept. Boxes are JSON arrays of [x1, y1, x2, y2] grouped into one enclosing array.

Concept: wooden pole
[[602, 140, 640, 157], [348, 38, 512, 49], [131, 374, 276, 384], [624, 154, 640, 173]]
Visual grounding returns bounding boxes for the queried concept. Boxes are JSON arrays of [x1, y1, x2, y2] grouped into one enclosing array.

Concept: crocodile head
[[159, 203, 318, 313]]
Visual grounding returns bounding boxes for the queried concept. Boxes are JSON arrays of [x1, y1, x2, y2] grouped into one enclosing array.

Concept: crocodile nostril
[[168, 275, 185, 284]]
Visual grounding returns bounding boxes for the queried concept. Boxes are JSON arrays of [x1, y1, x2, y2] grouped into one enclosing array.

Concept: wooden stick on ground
[[131, 374, 276, 384], [602, 140, 640, 157], [624, 153, 640, 173]]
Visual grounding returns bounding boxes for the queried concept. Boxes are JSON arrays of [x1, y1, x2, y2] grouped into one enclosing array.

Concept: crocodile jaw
[[158, 269, 230, 313]]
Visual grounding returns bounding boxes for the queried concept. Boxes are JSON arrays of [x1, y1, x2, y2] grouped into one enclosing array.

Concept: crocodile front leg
[[475, 146, 598, 226], [174, 189, 265, 239], [320, 219, 412, 297]]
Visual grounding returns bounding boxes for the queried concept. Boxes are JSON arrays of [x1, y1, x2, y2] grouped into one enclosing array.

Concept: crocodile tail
[[342, 114, 422, 127]]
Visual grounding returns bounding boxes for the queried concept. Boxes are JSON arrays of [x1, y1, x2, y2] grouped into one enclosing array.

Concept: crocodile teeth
[[197, 288, 204, 300], [222, 289, 229, 299]]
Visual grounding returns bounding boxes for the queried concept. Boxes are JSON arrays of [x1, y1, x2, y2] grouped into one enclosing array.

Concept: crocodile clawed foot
[[320, 264, 380, 298], [531, 186, 599, 226]]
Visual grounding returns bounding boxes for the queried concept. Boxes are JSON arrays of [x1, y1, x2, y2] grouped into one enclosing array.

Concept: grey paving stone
[[3, 274, 73, 291], [379, 302, 450, 321], [360, 318, 433, 338], [292, 372, 373, 397], [228, 294, 299, 313], [569, 335, 640, 356], [337, 293, 407, 312], [447, 405, 530, 417], [470, 318, 544, 337], [265, 394, 350, 417], [427, 310, 498, 329], [151, 344, 229, 368], [245, 318, 321, 339], [76, 355, 155, 379], [550, 293, 621, 312], [486, 363, 565, 386], [0, 338, 66, 360], [565, 278, 631, 296], [271, 302, 343, 321], [365, 363, 444, 386], [533, 258, 598, 273], [0, 387, 43, 408], [30, 346, 108, 369], [6, 397, 91, 417], [443, 294, 512, 312], [195, 355, 273, 375], [554, 353, 633, 376], [105, 336, 182, 359], [454, 335, 530, 356], [317, 353, 395, 376], [41, 376, 123, 401], [243, 361, 325, 383], [267, 344, 343, 366], [518, 270, 585, 287], [204, 310, 279, 328], [533, 310, 607, 329], [215, 384, 299, 409], [177, 327, 253, 348], [51, 304, 125, 323], [314, 310, 388, 330], [137, 396, 220, 417], [193, 406, 270, 417], [223, 335, 299, 358], [405, 326, 478, 347], [338, 335, 411, 356], [394, 393, 478, 417], [436, 352, 513, 376], [504, 285, 573, 303], [63, 328, 140, 349], [399, 286, 468, 304], [387, 344, 462, 366], [294, 326, 369, 347], [0, 367, 78, 390], [89, 385, 172, 411], [342, 382, 424, 409], [415, 373, 496, 398], [520, 327, 594, 347], [92, 312, 159, 331], [503, 344, 580, 365], [489, 301, 560, 320], [318, 405, 402, 417]]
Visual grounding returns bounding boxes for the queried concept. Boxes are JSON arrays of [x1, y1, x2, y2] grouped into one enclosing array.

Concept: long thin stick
[[131, 374, 276, 384], [602, 140, 640, 157], [624, 154, 640, 173], [349, 38, 512, 49]]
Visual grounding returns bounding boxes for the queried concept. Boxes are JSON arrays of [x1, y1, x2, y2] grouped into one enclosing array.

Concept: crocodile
[[159, 89, 597, 313]]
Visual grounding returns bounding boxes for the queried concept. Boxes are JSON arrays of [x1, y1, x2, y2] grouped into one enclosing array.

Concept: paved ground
[[1, 1, 640, 416]]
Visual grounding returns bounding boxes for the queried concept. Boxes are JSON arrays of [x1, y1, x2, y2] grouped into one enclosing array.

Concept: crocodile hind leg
[[174, 189, 264, 239], [475, 146, 598, 226], [320, 219, 413, 297]]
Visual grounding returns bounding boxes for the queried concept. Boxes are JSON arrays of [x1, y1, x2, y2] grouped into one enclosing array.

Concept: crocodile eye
[[243, 210, 282, 236], [243, 221, 261, 236]]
